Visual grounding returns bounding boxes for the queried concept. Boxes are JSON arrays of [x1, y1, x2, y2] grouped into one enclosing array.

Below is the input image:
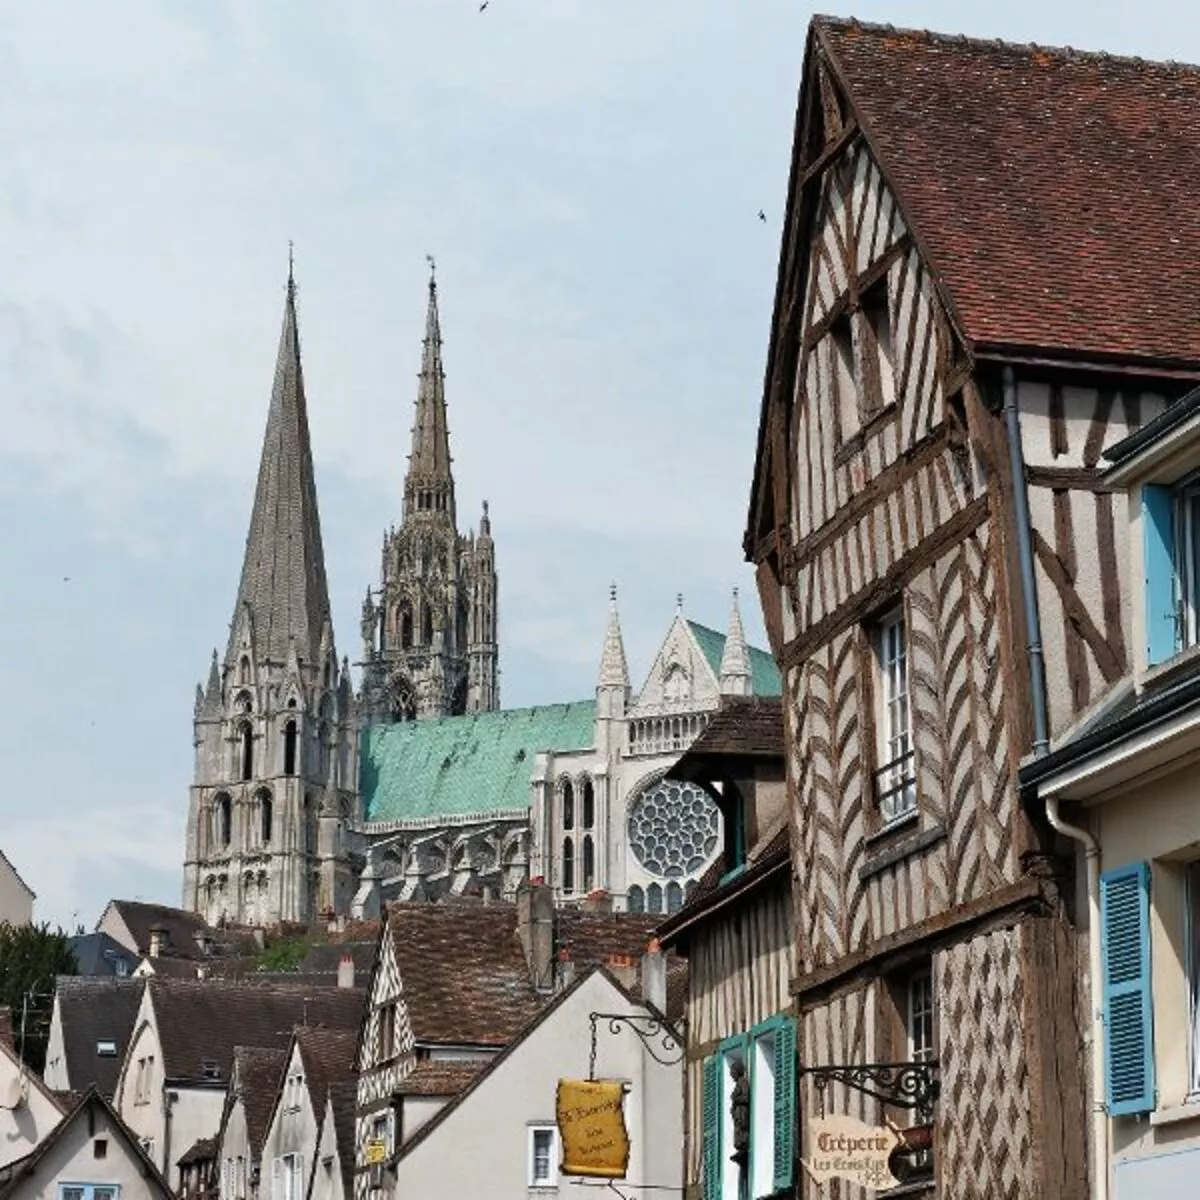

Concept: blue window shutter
[[1100, 861, 1155, 1115], [772, 1018, 797, 1193], [1143, 484, 1178, 666], [702, 1054, 722, 1200]]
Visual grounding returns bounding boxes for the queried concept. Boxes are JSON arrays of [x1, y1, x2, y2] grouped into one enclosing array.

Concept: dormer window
[[97, 1039, 117, 1057]]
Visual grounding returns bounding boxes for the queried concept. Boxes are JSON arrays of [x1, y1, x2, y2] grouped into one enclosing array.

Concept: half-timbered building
[[657, 697, 795, 1200], [747, 17, 1200, 1198]]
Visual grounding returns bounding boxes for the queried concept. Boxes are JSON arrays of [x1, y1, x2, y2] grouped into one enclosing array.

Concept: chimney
[[337, 954, 355, 990], [556, 948, 576, 993], [640, 939, 667, 1014], [517, 880, 556, 992], [148, 926, 167, 959], [606, 953, 638, 992], [581, 889, 612, 913]]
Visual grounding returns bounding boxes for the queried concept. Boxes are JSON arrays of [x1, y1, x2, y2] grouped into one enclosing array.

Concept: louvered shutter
[[1101, 861, 1155, 1115], [702, 1054, 722, 1200], [772, 1018, 797, 1193], [1143, 485, 1178, 666]]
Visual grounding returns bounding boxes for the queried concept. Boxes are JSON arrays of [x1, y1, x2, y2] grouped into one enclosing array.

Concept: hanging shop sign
[[363, 1138, 388, 1167], [555, 1078, 631, 1179], [802, 1114, 902, 1192]]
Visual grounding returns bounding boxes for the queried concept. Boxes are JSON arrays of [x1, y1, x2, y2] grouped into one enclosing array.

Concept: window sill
[[865, 809, 920, 847], [877, 1181, 934, 1198], [1150, 1100, 1200, 1127], [860, 822, 947, 882]]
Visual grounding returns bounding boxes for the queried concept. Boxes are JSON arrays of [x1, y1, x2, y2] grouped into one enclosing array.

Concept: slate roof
[[813, 17, 1200, 368], [326, 1079, 358, 1190], [177, 1136, 218, 1166], [687, 622, 782, 695], [297, 942, 377, 977], [393, 1060, 482, 1097], [55, 976, 145, 1099], [67, 933, 137, 978], [230, 1047, 288, 1157], [387, 904, 543, 1045], [148, 980, 365, 1084], [363, 702, 597, 824]]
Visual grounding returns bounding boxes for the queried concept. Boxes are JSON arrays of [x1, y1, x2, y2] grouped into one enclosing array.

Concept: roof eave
[[657, 850, 789, 950], [973, 343, 1200, 383]]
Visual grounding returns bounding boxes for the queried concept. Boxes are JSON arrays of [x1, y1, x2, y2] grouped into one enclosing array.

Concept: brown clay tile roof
[[177, 1136, 218, 1166], [230, 1047, 288, 1157], [554, 910, 659, 969], [673, 696, 784, 768], [149, 980, 365, 1083], [326, 1079, 358, 1189], [55, 976, 145, 1099], [295, 1027, 357, 1112], [393, 1059, 483, 1097], [387, 904, 542, 1046], [814, 17, 1200, 367]]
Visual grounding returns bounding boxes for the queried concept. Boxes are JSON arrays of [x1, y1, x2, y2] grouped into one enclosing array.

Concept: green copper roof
[[362, 701, 597, 825], [687, 621, 782, 696]]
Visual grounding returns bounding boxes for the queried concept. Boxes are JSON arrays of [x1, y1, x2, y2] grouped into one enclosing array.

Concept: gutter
[[1003, 365, 1107, 1199]]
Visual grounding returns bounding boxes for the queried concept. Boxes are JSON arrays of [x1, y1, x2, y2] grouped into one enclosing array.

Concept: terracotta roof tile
[[554, 910, 659, 969], [393, 1060, 482, 1097], [815, 17, 1200, 366], [387, 904, 542, 1045], [295, 1027, 357, 1112], [177, 1136, 218, 1166], [674, 696, 784, 766], [230, 1047, 288, 1157], [150, 980, 365, 1083]]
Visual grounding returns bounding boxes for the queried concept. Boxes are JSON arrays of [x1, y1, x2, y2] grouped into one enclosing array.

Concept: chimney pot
[[640, 940, 668, 1014], [337, 954, 355, 989], [148, 926, 167, 959]]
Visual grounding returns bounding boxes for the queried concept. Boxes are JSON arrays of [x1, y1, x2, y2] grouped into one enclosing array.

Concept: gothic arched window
[[647, 882, 663, 914], [258, 790, 273, 845], [582, 778, 595, 830], [562, 780, 575, 832], [239, 656, 250, 685], [666, 881, 683, 913], [400, 605, 414, 650], [238, 723, 253, 782], [283, 721, 297, 776], [421, 606, 433, 647], [628, 885, 645, 914], [582, 835, 595, 893], [214, 794, 231, 849], [562, 837, 575, 895]]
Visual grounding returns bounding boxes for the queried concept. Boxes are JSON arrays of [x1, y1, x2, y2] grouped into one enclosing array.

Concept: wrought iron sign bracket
[[588, 1013, 684, 1078], [798, 1060, 940, 1111]]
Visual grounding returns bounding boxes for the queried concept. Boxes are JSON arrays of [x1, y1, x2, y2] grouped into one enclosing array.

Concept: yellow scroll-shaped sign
[[555, 1079, 630, 1179]]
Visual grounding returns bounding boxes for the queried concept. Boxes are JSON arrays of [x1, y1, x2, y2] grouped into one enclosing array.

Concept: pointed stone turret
[[403, 263, 455, 524], [719, 588, 752, 696], [598, 585, 630, 691], [226, 264, 333, 670], [199, 650, 222, 718]]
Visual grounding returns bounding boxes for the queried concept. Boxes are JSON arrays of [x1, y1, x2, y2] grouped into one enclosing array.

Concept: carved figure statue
[[730, 1058, 751, 1166]]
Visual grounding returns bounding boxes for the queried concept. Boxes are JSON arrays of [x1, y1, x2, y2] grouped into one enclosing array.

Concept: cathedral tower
[[183, 264, 360, 928], [360, 267, 499, 722]]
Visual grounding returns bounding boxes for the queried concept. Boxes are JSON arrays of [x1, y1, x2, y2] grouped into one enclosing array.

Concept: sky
[[0, 0, 1194, 932]]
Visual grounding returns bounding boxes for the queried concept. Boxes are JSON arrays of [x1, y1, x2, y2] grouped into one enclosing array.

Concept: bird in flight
[[757, 210, 767, 222], [480, 1, 489, 9]]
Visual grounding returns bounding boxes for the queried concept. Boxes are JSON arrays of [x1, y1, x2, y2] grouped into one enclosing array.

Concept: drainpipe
[[1003, 367, 1107, 1198], [1002, 366, 1050, 757]]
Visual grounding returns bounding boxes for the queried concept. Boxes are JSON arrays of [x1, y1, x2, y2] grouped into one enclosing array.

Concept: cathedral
[[182, 265, 779, 928]]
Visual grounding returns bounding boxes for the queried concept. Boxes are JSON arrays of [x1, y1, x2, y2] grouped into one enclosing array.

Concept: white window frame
[[60, 1188, 120, 1200], [1176, 481, 1200, 651], [274, 1153, 302, 1200], [906, 969, 935, 1170], [875, 607, 916, 825], [749, 1029, 778, 1200], [528, 1124, 558, 1189]]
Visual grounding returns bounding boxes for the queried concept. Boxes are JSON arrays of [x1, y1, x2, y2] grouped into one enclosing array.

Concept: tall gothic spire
[[719, 588, 752, 696], [598, 585, 631, 690], [404, 262, 455, 522], [226, 263, 333, 669]]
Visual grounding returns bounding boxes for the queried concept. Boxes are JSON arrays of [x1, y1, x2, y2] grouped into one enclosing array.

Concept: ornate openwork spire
[[225, 261, 333, 669], [719, 587, 752, 696], [404, 261, 456, 523], [598, 585, 631, 690]]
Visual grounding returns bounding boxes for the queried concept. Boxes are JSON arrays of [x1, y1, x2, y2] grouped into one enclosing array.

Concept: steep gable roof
[[687, 623, 782, 696], [228, 1046, 288, 1158], [323, 1079, 358, 1192], [385, 904, 542, 1046], [55, 976, 145, 1099], [67, 933, 136, 978], [814, 16, 1200, 369], [294, 1027, 357, 1113], [0, 1088, 172, 1200], [98, 900, 211, 959], [362, 702, 596, 825], [0, 852, 33, 902], [147, 980, 365, 1084]]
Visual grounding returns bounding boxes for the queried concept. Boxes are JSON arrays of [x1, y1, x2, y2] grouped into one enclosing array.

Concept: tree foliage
[[255, 934, 311, 973], [0, 921, 77, 1072]]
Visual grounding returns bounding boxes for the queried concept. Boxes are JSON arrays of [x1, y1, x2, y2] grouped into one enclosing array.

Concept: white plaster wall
[[167, 1089, 227, 1191], [260, 1046, 318, 1200], [6, 1104, 166, 1200], [0, 1049, 62, 1168], [0, 856, 33, 927], [113, 1016, 164, 1171], [42, 996, 68, 1094], [397, 1096, 445, 1143], [308, 1098, 345, 1200], [217, 1099, 251, 1200], [392, 972, 682, 1200]]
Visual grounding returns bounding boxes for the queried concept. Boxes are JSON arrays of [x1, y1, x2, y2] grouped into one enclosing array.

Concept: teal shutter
[[772, 1018, 797, 1193], [1143, 484, 1178, 666], [1101, 862, 1155, 1115], [702, 1054, 722, 1200]]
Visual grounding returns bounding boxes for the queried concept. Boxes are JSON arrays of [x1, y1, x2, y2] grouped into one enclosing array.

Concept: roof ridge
[[813, 13, 1198, 73]]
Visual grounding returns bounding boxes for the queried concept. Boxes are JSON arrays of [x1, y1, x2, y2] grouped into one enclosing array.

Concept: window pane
[[532, 1128, 554, 1185]]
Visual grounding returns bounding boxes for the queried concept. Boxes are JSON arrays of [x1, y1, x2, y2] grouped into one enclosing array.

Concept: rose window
[[627, 780, 720, 879]]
